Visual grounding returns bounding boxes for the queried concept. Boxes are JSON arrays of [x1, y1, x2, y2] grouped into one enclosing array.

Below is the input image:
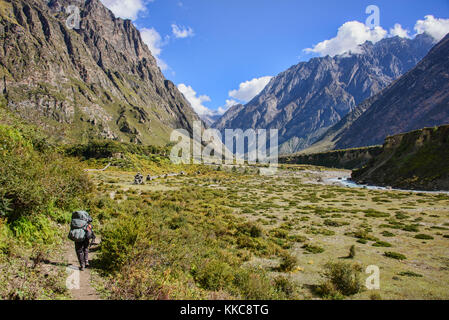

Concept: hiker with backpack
[[68, 211, 95, 271]]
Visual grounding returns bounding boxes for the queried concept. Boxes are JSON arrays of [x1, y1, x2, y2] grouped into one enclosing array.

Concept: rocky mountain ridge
[[213, 34, 436, 153], [310, 32, 449, 151], [0, 0, 201, 145]]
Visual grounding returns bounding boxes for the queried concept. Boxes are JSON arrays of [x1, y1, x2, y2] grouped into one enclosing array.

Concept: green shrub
[[398, 271, 423, 278], [370, 292, 382, 300], [0, 125, 91, 221], [402, 225, 419, 232], [233, 268, 286, 300], [302, 243, 325, 254], [274, 275, 298, 299], [236, 222, 263, 238], [364, 210, 389, 218], [277, 252, 297, 272], [11, 215, 60, 247], [317, 261, 363, 297], [0, 218, 11, 254], [100, 215, 149, 270], [192, 259, 234, 291], [167, 215, 187, 230], [324, 219, 347, 227], [384, 251, 407, 260], [0, 197, 12, 217], [414, 234, 434, 240], [395, 212, 409, 220], [64, 140, 166, 159], [373, 241, 392, 247]]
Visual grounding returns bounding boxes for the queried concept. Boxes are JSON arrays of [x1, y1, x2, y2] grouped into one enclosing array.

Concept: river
[[326, 177, 449, 195]]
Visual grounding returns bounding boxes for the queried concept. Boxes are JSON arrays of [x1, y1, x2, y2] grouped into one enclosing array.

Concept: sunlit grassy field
[[90, 164, 449, 300]]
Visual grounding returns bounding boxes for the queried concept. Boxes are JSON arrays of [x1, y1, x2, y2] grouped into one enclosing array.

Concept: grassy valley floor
[[88, 164, 449, 300]]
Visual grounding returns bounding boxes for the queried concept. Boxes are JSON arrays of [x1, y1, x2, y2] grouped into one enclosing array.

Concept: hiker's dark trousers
[[75, 239, 89, 267]]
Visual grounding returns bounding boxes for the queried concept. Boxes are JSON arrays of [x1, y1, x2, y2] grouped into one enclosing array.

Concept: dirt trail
[[65, 239, 101, 300]]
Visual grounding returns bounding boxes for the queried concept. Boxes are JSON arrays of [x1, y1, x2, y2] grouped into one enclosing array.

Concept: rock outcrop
[[352, 125, 449, 191]]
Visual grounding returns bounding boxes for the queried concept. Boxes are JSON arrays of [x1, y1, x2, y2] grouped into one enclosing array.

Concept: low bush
[[277, 252, 297, 272], [302, 243, 325, 254], [316, 261, 363, 298], [414, 234, 434, 240], [384, 251, 407, 260], [372, 241, 392, 247], [398, 271, 423, 278], [0, 125, 92, 222]]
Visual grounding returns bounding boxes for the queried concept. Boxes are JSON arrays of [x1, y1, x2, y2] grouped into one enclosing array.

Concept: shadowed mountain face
[[213, 34, 435, 153], [0, 0, 201, 145], [312, 33, 449, 151]]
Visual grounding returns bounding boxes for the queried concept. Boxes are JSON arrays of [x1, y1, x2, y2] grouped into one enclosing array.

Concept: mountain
[[0, 0, 201, 145], [212, 103, 244, 128], [311, 32, 449, 151], [213, 34, 436, 153], [351, 125, 449, 191], [201, 113, 223, 128]]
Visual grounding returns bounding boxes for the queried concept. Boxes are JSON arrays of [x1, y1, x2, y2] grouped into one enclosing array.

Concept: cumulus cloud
[[171, 24, 195, 38], [390, 23, 411, 39], [101, 0, 149, 20], [140, 27, 168, 70], [229, 76, 273, 103], [304, 16, 449, 58], [415, 15, 449, 42], [178, 84, 213, 116], [305, 21, 388, 57]]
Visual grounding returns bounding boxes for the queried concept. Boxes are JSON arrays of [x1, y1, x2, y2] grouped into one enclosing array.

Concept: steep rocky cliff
[[0, 0, 201, 145], [213, 34, 435, 153], [352, 125, 449, 191]]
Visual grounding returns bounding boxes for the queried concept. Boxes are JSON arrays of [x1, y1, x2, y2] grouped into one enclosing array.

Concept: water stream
[[326, 177, 449, 195]]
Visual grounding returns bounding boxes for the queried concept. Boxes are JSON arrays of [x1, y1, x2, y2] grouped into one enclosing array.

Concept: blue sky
[[101, 0, 449, 117]]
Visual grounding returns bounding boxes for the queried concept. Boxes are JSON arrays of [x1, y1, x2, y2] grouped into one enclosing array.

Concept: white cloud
[[305, 21, 388, 57], [390, 23, 411, 39], [304, 16, 449, 58], [101, 0, 149, 20], [171, 24, 195, 39], [229, 76, 273, 102], [218, 99, 239, 115], [414, 15, 449, 42], [178, 84, 213, 116], [140, 27, 168, 70], [140, 27, 162, 56]]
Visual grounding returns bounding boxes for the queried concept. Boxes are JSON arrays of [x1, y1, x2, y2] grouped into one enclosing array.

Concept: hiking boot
[[85, 262, 90, 268], [80, 266, 85, 271]]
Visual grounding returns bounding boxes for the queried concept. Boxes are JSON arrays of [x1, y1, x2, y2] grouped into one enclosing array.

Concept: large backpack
[[68, 211, 92, 242]]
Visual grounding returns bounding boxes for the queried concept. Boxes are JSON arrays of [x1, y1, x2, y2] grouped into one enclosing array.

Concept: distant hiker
[[134, 172, 144, 185], [68, 211, 95, 271]]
